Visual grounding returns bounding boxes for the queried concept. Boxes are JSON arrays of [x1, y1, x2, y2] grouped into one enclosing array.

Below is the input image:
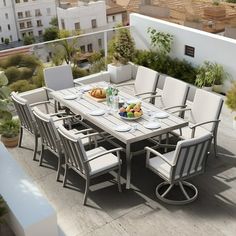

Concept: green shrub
[[9, 80, 37, 92], [226, 82, 236, 114], [89, 58, 106, 74], [31, 67, 44, 87], [0, 54, 22, 68], [19, 67, 34, 79], [0, 118, 20, 138], [0, 196, 7, 224], [72, 67, 89, 79], [19, 55, 40, 68], [5, 66, 20, 84]]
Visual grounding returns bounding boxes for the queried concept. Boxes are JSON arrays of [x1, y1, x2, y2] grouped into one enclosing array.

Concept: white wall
[[130, 13, 236, 85], [0, 1, 18, 44], [57, 1, 107, 31]]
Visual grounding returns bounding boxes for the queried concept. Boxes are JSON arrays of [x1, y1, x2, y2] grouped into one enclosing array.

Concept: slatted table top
[[51, 82, 188, 145]]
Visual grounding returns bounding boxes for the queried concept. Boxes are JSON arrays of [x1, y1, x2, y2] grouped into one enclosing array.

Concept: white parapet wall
[[130, 13, 236, 88], [0, 143, 58, 236]]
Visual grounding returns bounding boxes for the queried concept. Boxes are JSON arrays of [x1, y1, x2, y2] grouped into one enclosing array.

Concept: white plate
[[63, 94, 77, 100], [126, 99, 141, 105], [81, 85, 92, 92], [153, 112, 169, 119], [144, 122, 161, 129], [114, 124, 131, 132], [88, 109, 105, 116]]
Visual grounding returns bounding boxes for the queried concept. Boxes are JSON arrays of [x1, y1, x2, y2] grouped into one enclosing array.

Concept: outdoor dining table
[[51, 82, 189, 189]]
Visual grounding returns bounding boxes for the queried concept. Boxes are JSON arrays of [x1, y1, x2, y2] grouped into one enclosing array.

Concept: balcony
[[0, 13, 236, 236]]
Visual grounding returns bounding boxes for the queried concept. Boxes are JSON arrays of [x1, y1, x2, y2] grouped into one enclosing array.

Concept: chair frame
[[145, 134, 213, 205], [57, 125, 123, 205]]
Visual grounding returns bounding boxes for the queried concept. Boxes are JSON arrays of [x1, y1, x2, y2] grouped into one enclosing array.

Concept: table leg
[[126, 143, 132, 189]]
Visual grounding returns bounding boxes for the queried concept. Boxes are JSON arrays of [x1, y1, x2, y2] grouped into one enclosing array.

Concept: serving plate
[[63, 94, 77, 100], [114, 124, 131, 132], [119, 114, 142, 120]]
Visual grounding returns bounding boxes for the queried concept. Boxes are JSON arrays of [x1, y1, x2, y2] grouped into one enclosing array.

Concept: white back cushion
[[134, 66, 158, 94], [191, 89, 223, 132], [162, 77, 189, 108], [44, 64, 74, 91]]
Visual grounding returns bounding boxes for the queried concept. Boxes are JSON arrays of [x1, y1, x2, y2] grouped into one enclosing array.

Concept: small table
[[51, 83, 188, 189]]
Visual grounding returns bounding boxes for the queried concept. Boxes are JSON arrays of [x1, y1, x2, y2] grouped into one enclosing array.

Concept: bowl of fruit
[[118, 102, 143, 120]]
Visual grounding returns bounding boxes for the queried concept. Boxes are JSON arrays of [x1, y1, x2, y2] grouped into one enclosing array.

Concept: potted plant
[[226, 82, 236, 129], [107, 26, 135, 84], [0, 118, 20, 147], [195, 61, 227, 91], [0, 71, 20, 147]]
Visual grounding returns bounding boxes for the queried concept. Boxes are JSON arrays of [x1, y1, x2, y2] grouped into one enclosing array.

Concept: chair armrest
[[49, 111, 67, 117], [115, 82, 135, 87], [53, 115, 74, 122], [29, 100, 51, 107], [73, 128, 93, 134], [145, 147, 174, 166], [134, 91, 157, 97], [170, 107, 191, 114], [141, 94, 162, 101], [84, 147, 123, 163], [164, 105, 187, 111], [189, 119, 220, 138], [43, 87, 54, 93]]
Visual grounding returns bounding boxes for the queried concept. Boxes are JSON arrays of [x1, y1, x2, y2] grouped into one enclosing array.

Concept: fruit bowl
[[118, 102, 143, 120]]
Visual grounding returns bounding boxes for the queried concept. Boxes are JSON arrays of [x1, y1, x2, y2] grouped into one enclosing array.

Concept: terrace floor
[[5, 98, 236, 236]]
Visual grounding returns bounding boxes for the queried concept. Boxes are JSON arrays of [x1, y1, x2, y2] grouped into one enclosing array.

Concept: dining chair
[[171, 88, 224, 157], [116, 66, 159, 103], [32, 107, 95, 181], [143, 76, 189, 114], [145, 133, 213, 205], [11, 91, 52, 161], [57, 124, 123, 205]]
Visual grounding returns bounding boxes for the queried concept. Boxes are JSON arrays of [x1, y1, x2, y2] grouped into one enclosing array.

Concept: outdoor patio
[[5, 96, 236, 236]]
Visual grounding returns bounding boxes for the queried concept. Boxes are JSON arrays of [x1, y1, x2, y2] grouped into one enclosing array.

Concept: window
[[26, 21, 32, 28], [28, 31, 33, 35], [46, 8, 51, 15], [80, 45, 85, 53], [1, 37, 4, 43], [87, 43, 93, 52], [19, 22, 25, 29], [22, 33, 26, 37], [74, 22, 80, 30], [10, 35, 12, 41], [35, 9, 41, 17], [25, 11, 31, 17], [0, 26, 2, 32], [23, 0, 28, 2], [15, 0, 20, 3], [18, 12, 23, 19], [37, 20, 42, 27], [61, 19, 65, 29], [8, 24, 11, 30], [112, 15, 115, 22], [91, 19, 97, 28], [3, 0, 6, 6], [5, 13, 8, 20], [98, 38, 102, 49], [38, 30, 43, 36]]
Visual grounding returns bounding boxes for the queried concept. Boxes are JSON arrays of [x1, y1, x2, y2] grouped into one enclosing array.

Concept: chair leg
[[83, 178, 90, 205], [56, 156, 62, 182], [33, 135, 38, 161], [39, 144, 44, 166], [117, 164, 122, 193], [18, 127, 23, 148], [155, 181, 198, 205], [63, 164, 68, 187], [213, 134, 218, 158]]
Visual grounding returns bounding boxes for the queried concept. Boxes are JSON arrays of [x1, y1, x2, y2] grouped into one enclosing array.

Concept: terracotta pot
[[1, 135, 19, 148]]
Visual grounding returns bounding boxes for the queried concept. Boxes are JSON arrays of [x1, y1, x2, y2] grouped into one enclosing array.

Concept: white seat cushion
[[148, 151, 175, 179], [86, 147, 119, 176]]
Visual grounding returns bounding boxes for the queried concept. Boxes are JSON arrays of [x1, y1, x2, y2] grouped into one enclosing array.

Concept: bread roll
[[90, 88, 106, 98]]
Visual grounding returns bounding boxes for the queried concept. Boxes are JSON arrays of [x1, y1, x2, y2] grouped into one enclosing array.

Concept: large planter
[[202, 86, 213, 92], [1, 135, 19, 148], [213, 84, 223, 94], [107, 63, 132, 84]]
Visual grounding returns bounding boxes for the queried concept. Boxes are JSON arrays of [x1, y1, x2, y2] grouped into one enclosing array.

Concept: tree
[[43, 27, 59, 41], [23, 35, 35, 45], [4, 38, 9, 45], [49, 17, 58, 27]]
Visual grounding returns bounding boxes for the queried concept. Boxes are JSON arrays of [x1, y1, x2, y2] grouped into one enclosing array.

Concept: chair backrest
[[11, 92, 37, 135], [171, 133, 212, 182], [134, 66, 159, 94], [43, 64, 74, 91], [32, 107, 62, 155], [57, 125, 90, 175], [190, 89, 224, 132], [161, 76, 189, 109]]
